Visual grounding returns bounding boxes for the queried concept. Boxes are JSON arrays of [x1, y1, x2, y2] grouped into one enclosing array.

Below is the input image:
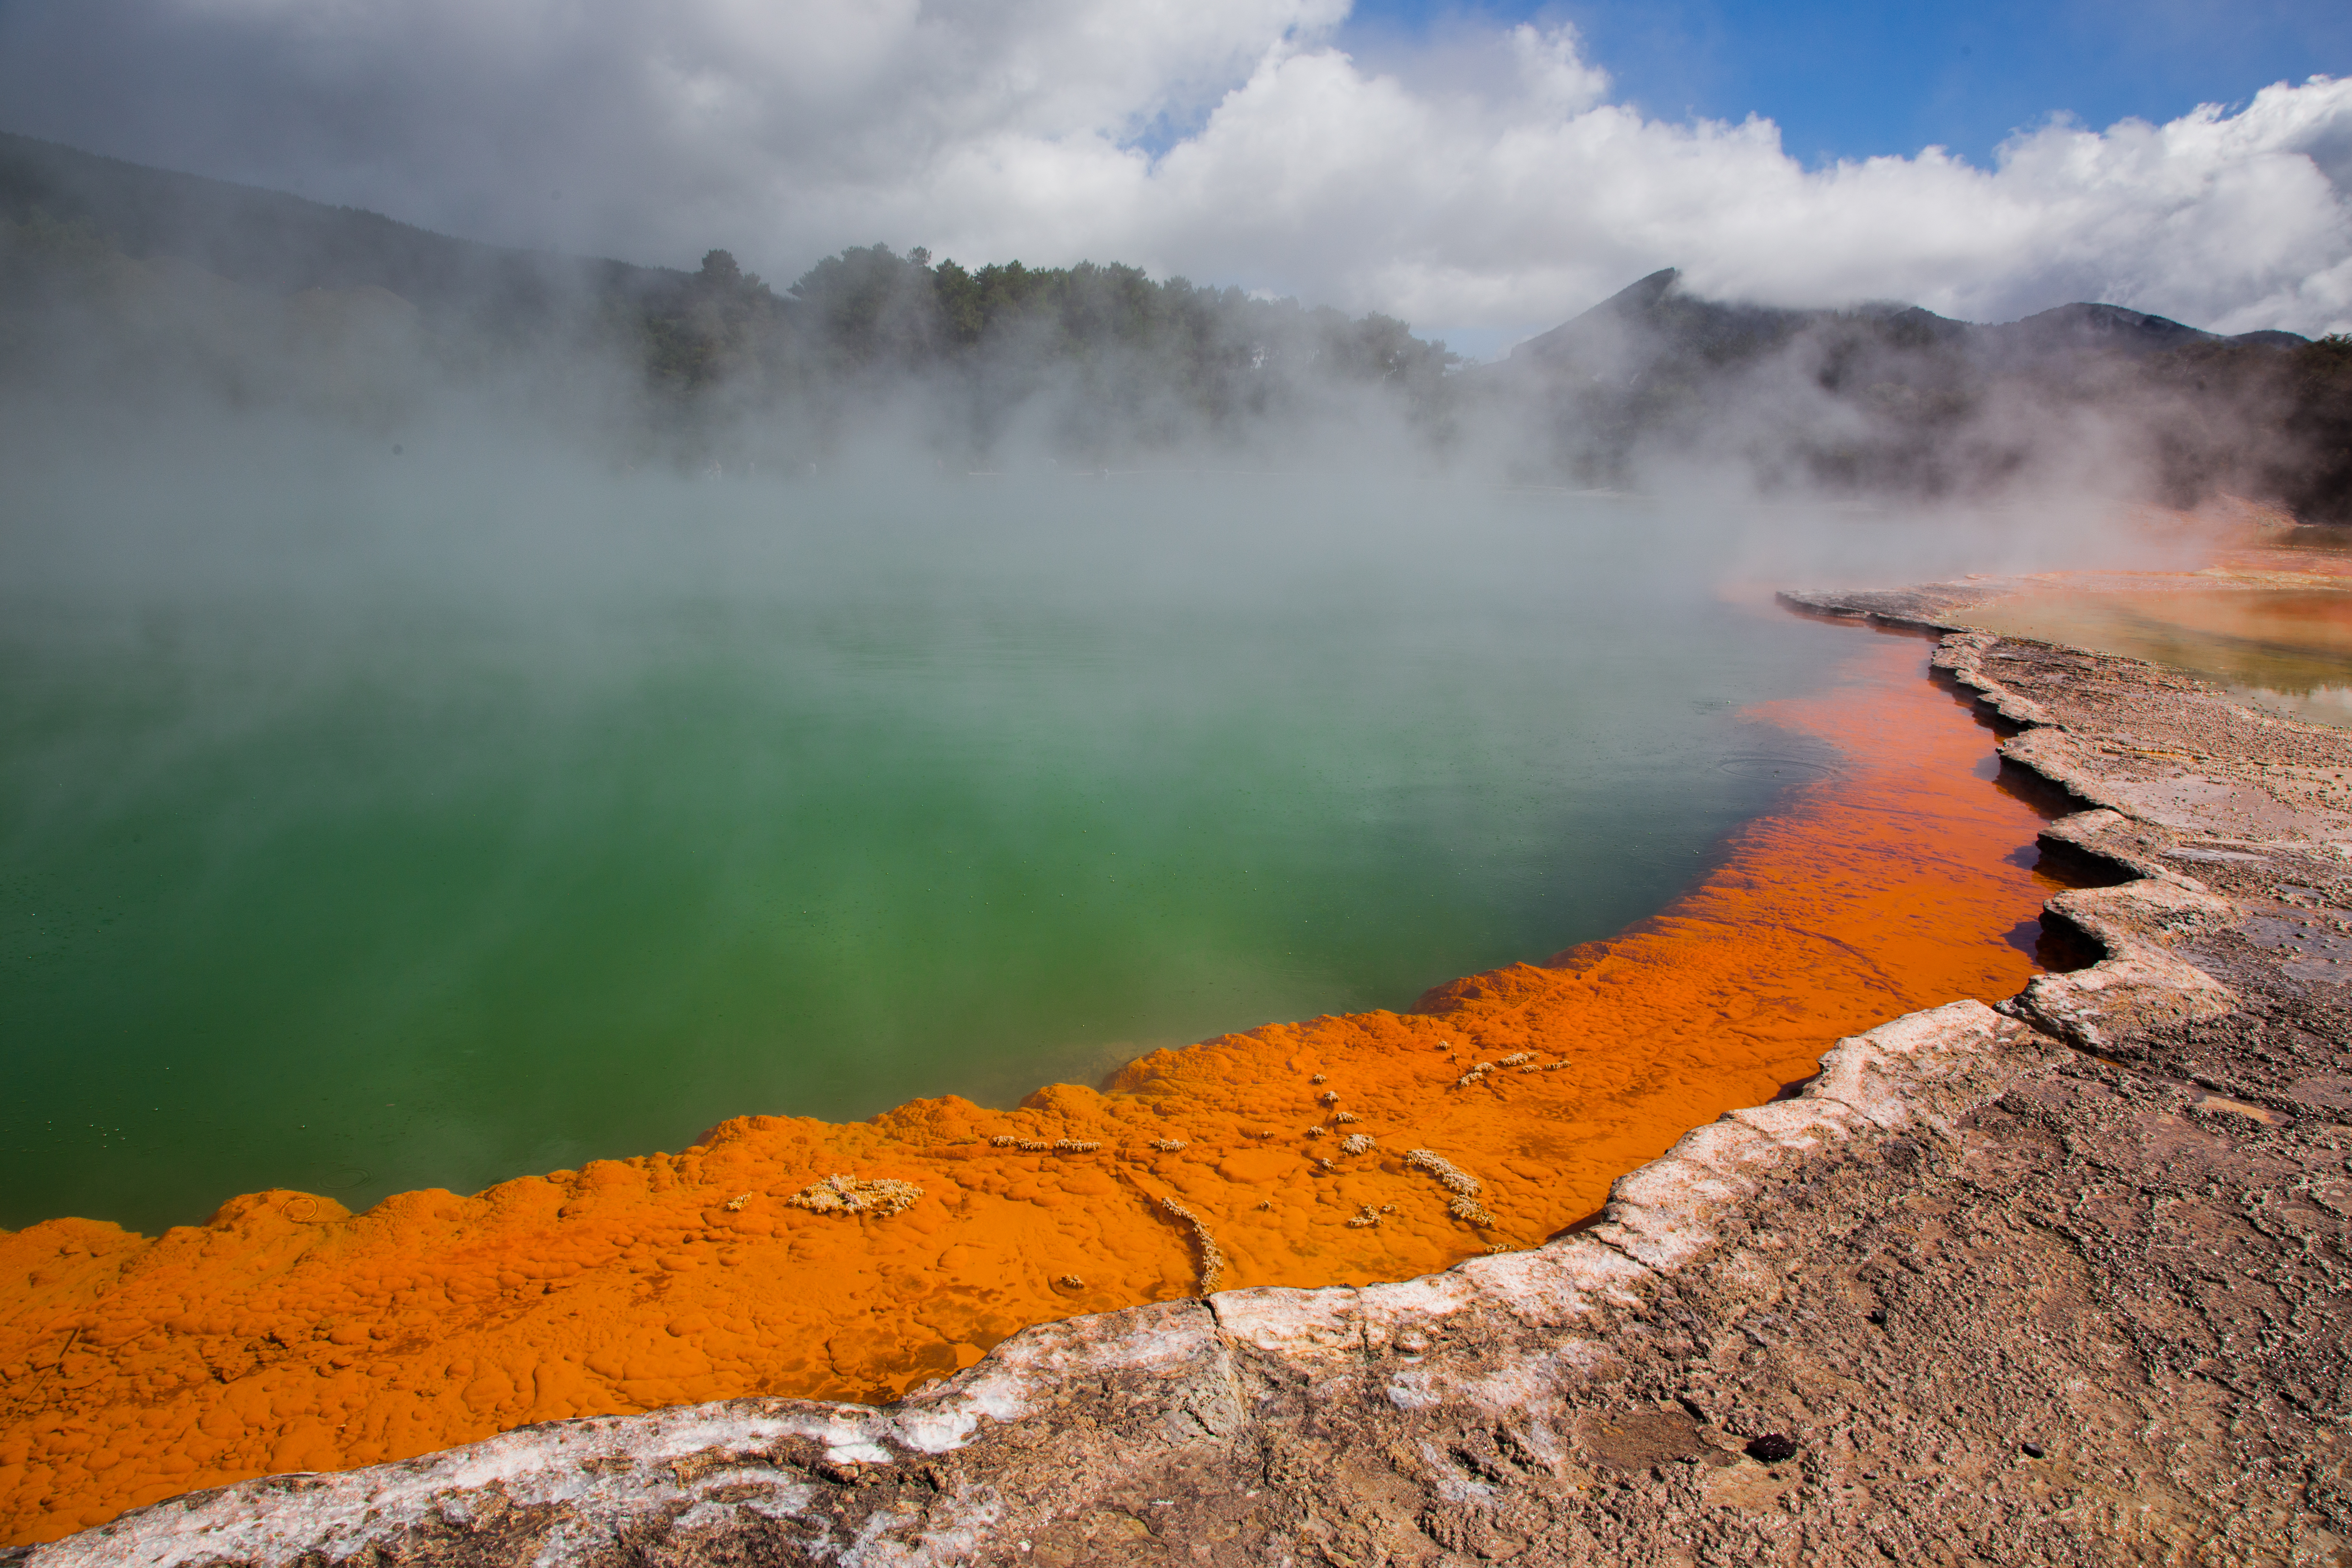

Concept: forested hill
[[0, 131, 1457, 423], [0, 131, 682, 329]]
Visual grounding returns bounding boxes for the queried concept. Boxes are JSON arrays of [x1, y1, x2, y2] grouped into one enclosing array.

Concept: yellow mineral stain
[[0, 627, 2078, 1545], [1965, 586, 2352, 698]]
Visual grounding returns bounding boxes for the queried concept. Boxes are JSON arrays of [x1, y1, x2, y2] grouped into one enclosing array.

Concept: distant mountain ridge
[[1476, 265, 2346, 520], [1504, 266, 2306, 378], [0, 131, 691, 331]]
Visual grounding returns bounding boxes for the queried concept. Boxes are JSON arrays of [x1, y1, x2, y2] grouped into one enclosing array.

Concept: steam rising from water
[[0, 417, 2191, 1235], [0, 175, 2251, 1235]]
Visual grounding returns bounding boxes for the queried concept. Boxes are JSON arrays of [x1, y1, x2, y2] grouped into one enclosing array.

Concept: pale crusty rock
[[2038, 806, 2203, 886], [1352, 1269, 1487, 1354], [1808, 1000, 2065, 1133], [1204, 1237, 1658, 1406], [2017, 881, 2241, 1050], [1720, 1093, 1871, 1148], [1210, 1285, 1363, 1363], [1585, 1155, 1757, 1271], [1998, 725, 2147, 817], [21, 1300, 1239, 1568], [1932, 632, 2055, 726], [1447, 1239, 1650, 1328], [1586, 1002, 2056, 1271]]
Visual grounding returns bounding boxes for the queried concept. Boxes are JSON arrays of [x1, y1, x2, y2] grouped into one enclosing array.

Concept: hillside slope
[[0, 132, 681, 329], [1477, 267, 2348, 518]]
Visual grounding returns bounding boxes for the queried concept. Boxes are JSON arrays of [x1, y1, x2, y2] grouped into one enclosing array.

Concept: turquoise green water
[[1, 466, 1853, 1232]]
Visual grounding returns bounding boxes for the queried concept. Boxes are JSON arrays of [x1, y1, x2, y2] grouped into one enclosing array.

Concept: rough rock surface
[[16, 600, 2352, 1567]]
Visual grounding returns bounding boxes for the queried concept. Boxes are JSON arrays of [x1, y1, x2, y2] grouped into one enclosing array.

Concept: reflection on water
[[1961, 588, 2352, 726], [2237, 684, 2352, 727]]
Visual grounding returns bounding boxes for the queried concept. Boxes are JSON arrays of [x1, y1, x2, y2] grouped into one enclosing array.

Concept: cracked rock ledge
[[18, 596, 2352, 1567]]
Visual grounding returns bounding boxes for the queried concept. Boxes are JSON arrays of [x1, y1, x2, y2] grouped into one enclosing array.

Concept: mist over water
[[0, 372, 2213, 1237], [3, 441, 1876, 1234]]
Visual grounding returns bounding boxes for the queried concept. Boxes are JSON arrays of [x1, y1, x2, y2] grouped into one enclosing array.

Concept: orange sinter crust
[[0, 629, 2074, 1544]]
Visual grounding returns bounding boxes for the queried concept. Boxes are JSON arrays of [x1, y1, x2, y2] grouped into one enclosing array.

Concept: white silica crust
[[30, 997, 2071, 1568]]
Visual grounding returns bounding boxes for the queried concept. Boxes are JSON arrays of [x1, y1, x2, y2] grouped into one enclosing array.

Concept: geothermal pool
[[1, 470, 1853, 1234], [1963, 586, 2352, 726]]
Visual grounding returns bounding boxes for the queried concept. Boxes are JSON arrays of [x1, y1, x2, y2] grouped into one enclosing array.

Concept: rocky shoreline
[[17, 595, 2352, 1566]]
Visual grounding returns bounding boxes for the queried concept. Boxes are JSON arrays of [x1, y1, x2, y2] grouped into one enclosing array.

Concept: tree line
[[638, 242, 1456, 449]]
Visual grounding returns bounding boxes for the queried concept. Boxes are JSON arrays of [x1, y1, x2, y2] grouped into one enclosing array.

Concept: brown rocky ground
[[14, 597, 2352, 1567]]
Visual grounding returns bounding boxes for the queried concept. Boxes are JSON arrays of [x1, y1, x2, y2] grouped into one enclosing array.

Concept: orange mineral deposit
[[0, 626, 2088, 1545]]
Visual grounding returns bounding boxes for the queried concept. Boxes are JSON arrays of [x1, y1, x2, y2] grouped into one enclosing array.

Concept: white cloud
[[2, 0, 2346, 340]]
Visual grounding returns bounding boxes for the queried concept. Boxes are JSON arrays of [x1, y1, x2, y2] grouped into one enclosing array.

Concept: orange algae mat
[[0, 626, 2079, 1545]]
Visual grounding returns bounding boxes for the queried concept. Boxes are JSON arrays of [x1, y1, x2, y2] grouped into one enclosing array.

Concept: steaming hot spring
[[0, 465, 2095, 1535]]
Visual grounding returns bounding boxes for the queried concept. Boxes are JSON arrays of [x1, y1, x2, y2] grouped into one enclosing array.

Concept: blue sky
[[1342, 0, 2351, 167]]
